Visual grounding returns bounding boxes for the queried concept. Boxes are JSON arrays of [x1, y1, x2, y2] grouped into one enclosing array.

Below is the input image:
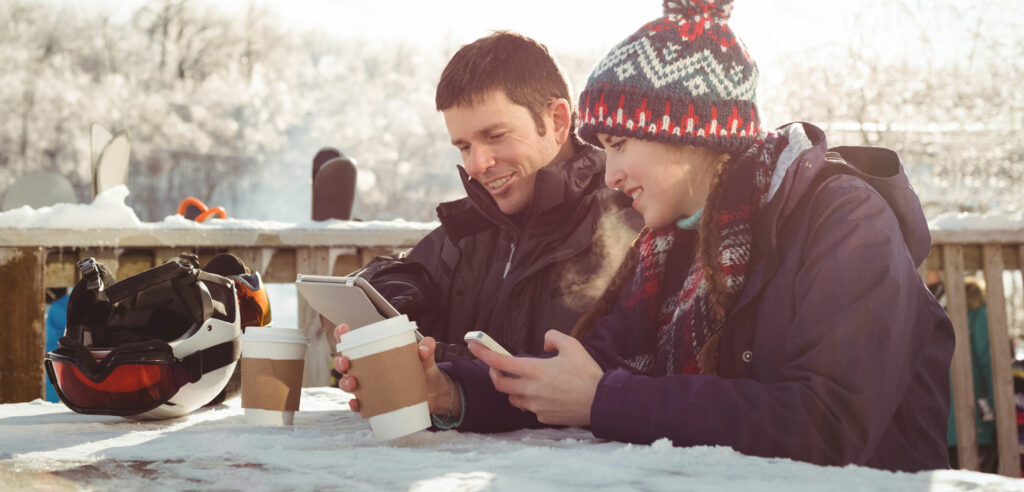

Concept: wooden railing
[[922, 230, 1024, 477], [0, 226, 428, 405], [2, 226, 1022, 476]]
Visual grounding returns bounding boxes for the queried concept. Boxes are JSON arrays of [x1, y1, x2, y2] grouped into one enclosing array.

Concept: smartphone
[[295, 274, 409, 355], [464, 331, 513, 357]]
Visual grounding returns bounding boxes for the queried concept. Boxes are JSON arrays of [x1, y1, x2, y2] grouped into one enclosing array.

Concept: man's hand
[[333, 324, 461, 418], [466, 330, 603, 427]]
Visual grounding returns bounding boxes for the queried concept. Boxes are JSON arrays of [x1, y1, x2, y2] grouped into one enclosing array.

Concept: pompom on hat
[[578, 0, 760, 154]]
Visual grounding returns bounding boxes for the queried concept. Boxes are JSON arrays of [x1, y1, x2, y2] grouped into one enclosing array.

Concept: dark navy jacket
[[442, 123, 954, 472]]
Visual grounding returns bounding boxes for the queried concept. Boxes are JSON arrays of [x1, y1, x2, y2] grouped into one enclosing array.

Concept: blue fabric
[[44, 293, 69, 403], [675, 208, 703, 230], [430, 375, 466, 430]]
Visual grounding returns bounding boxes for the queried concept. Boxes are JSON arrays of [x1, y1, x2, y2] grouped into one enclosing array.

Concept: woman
[[335, 0, 953, 472]]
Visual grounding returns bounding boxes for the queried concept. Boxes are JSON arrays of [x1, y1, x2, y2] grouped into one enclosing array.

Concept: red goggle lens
[[232, 274, 271, 327], [51, 361, 178, 411]]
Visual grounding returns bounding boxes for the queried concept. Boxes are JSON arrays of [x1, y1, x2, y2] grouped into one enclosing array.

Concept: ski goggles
[[229, 272, 272, 328], [44, 338, 238, 416]]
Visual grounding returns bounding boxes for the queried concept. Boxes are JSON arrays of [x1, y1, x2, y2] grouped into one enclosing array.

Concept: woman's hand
[[333, 324, 461, 418], [467, 329, 603, 427]]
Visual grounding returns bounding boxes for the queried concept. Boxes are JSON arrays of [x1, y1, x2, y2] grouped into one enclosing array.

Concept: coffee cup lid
[[242, 326, 309, 344], [336, 315, 416, 353]]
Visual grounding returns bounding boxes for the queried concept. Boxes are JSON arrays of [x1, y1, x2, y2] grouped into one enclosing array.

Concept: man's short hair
[[436, 31, 573, 135]]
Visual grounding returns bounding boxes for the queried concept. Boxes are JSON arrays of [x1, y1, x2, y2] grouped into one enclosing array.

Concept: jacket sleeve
[[589, 177, 952, 467], [357, 226, 466, 359], [439, 357, 546, 433]]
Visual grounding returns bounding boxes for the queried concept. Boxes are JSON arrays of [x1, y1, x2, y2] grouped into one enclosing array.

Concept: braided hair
[[696, 153, 738, 321]]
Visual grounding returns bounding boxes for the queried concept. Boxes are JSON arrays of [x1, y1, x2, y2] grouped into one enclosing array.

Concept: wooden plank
[[333, 253, 365, 277], [0, 247, 46, 403], [961, 246, 982, 272], [931, 229, 1024, 245], [117, 250, 156, 280], [941, 245, 1021, 272], [264, 248, 296, 283], [1005, 245, 1019, 270], [924, 245, 942, 272], [0, 227, 432, 249], [44, 249, 79, 288], [154, 248, 186, 265], [944, 244, 980, 470], [982, 244, 1021, 477], [296, 247, 332, 388]]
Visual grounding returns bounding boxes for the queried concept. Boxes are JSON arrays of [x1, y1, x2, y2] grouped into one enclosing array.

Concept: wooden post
[[296, 246, 332, 387], [982, 244, 1022, 477], [944, 244, 980, 470], [0, 247, 46, 403]]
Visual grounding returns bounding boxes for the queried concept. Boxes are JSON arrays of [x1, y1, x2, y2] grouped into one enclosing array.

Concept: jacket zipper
[[503, 242, 517, 279]]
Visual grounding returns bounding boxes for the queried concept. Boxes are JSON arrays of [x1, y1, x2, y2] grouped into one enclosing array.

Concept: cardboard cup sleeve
[[241, 358, 305, 412], [346, 342, 428, 418]]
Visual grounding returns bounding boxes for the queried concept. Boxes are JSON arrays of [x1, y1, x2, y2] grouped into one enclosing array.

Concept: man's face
[[443, 91, 562, 216]]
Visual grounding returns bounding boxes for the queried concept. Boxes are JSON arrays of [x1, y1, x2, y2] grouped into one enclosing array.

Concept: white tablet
[[295, 274, 400, 329], [295, 274, 412, 355]]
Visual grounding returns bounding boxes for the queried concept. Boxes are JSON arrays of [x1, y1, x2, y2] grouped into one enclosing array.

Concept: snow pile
[[0, 185, 438, 232], [929, 210, 1024, 231], [2, 388, 1020, 491], [0, 186, 142, 229], [4, 185, 1023, 235]]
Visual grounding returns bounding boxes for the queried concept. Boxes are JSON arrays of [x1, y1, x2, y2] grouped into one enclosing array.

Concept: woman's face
[[598, 133, 717, 229]]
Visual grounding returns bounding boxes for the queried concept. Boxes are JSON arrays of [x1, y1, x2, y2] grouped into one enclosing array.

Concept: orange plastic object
[[177, 197, 227, 222]]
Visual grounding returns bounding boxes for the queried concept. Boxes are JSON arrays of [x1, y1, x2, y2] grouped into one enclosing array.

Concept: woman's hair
[[697, 153, 738, 321]]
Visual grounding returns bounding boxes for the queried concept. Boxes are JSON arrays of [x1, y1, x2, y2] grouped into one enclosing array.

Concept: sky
[[4, 387, 1024, 491]]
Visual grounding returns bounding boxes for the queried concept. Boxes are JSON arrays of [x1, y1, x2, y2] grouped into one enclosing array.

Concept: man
[[356, 31, 642, 360]]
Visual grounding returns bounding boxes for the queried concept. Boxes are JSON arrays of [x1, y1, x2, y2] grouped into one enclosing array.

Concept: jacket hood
[[765, 123, 932, 266], [437, 137, 608, 241]]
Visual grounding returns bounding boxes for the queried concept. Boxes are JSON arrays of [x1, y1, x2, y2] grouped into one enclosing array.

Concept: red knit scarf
[[627, 132, 780, 375]]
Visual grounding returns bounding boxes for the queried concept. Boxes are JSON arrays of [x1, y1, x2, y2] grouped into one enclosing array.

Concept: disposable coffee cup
[[241, 326, 309, 426], [336, 315, 430, 441]]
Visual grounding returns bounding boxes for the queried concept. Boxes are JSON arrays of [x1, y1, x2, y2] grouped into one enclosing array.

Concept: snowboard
[[312, 147, 341, 183], [311, 147, 357, 221], [90, 123, 131, 199], [0, 171, 77, 211]]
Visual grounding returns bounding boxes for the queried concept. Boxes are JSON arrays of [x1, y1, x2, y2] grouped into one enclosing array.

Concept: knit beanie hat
[[578, 0, 759, 154]]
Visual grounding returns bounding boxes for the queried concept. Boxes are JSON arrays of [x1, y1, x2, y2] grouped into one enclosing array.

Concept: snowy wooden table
[[2, 388, 1021, 491]]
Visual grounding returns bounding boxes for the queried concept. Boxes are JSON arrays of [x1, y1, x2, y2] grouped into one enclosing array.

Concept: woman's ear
[[549, 98, 572, 145]]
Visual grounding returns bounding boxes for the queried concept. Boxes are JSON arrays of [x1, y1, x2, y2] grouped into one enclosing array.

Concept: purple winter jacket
[[441, 123, 954, 472]]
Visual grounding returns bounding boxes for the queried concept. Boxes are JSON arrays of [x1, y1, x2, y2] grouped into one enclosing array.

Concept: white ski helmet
[[45, 253, 245, 420]]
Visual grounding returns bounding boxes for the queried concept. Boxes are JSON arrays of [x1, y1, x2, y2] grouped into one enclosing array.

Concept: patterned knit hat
[[578, 0, 759, 154]]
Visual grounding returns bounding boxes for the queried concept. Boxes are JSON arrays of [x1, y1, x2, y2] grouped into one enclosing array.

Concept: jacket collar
[[436, 136, 607, 242]]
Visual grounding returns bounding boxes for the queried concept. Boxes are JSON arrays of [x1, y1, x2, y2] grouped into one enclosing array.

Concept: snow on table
[[1, 388, 1021, 491]]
